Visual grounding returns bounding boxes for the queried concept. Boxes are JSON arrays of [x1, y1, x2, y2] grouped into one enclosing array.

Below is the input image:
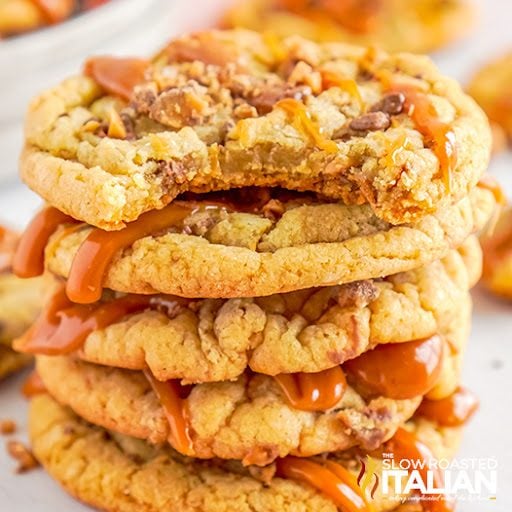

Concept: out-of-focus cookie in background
[[468, 52, 512, 155], [222, 0, 476, 53]]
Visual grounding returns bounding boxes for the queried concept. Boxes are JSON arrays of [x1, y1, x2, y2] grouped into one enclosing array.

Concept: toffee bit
[[6, 440, 39, 473], [107, 109, 127, 139], [0, 419, 16, 435]]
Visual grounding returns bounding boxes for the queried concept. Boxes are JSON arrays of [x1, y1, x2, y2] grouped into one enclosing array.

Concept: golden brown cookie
[[22, 30, 490, 230], [40, 185, 495, 299], [223, 0, 474, 54], [29, 393, 462, 512], [481, 207, 512, 299], [16, 241, 477, 386], [35, 328, 464, 466], [0, 0, 76, 37], [468, 52, 512, 142]]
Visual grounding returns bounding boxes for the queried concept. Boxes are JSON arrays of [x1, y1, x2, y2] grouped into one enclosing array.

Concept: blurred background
[[0, 1, 511, 510]]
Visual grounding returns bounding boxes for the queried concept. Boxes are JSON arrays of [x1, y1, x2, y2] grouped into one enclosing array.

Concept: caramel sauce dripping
[[14, 286, 182, 356], [21, 371, 46, 399], [379, 428, 454, 512], [144, 371, 194, 457], [417, 387, 479, 427], [274, 366, 347, 412], [12, 207, 79, 279], [276, 456, 370, 512], [84, 56, 149, 100], [276, 98, 338, 152], [391, 84, 457, 190], [343, 335, 444, 400], [477, 175, 507, 206], [33, 0, 75, 24], [66, 202, 193, 304], [320, 70, 364, 109]]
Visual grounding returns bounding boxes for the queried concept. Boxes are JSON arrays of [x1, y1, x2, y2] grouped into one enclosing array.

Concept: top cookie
[[223, 0, 474, 54], [22, 30, 490, 230]]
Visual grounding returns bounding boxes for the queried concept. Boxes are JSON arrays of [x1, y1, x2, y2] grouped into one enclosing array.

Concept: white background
[[0, 0, 511, 510]]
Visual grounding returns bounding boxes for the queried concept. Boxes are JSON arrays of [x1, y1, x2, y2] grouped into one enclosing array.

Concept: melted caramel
[[12, 207, 78, 279], [276, 98, 338, 152], [380, 428, 454, 512], [343, 335, 444, 399], [14, 286, 174, 356], [321, 70, 364, 108], [84, 56, 149, 100], [21, 371, 46, 398], [477, 175, 507, 206], [276, 456, 369, 512], [417, 387, 479, 427], [144, 371, 194, 456], [66, 202, 193, 304], [392, 84, 457, 189], [274, 366, 347, 412]]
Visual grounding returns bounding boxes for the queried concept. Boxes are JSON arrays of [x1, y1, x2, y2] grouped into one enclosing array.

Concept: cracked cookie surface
[[36, 326, 466, 466], [22, 30, 490, 230], [29, 393, 461, 512], [19, 240, 477, 385], [43, 186, 495, 298]]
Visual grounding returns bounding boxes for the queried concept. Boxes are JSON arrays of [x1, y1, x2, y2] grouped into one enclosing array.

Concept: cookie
[[0, 345, 31, 380], [16, 241, 477, 385], [37, 185, 495, 300], [29, 393, 462, 512], [223, 0, 474, 54], [481, 207, 512, 299], [35, 328, 464, 465], [0, 0, 76, 37], [468, 52, 512, 141], [0, 226, 46, 379], [22, 30, 490, 230]]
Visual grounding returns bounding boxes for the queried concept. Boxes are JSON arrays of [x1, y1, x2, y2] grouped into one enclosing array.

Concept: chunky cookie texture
[[223, 0, 474, 54], [23, 30, 490, 230], [30, 394, 461, 512], [36, 323, 465, 466], [22, 241, 477, 384], [43, 186, 495, 298]]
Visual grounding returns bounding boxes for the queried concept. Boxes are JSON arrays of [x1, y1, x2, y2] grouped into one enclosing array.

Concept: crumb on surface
[[0, 419, 17, 435], [6, 440, 39, 473]]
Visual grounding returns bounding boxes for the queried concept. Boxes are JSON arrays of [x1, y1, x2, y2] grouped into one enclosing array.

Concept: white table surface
[[1, 0, 512, 510]]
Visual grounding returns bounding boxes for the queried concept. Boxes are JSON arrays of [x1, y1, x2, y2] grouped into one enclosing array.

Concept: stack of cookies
[[13, 30, 497, 511]]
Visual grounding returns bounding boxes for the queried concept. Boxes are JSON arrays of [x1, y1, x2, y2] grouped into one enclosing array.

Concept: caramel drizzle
[[274, 366, 347, 412], [343, 335, 444, 400], [416, 387, 479, 427], [21, 371, 47, 399], [12, 207, 79, 279], [32, 0, 75, 24], [144, 371, 194, 457], [14, 286, 181, 356], [276, 456, 370, 512], [391, 84, 457, 190], [320, 70, 364, 109], [66, 202, 193, 304], [477, 175, 507, 206], [275, 98, 339, 152], [84, 56, 150, 100], [379, 428, 454, 512]]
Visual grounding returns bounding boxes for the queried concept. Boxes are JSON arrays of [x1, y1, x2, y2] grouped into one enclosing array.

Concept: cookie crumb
[[6, 440, 39, 473], [0, 419, 17, 435]]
